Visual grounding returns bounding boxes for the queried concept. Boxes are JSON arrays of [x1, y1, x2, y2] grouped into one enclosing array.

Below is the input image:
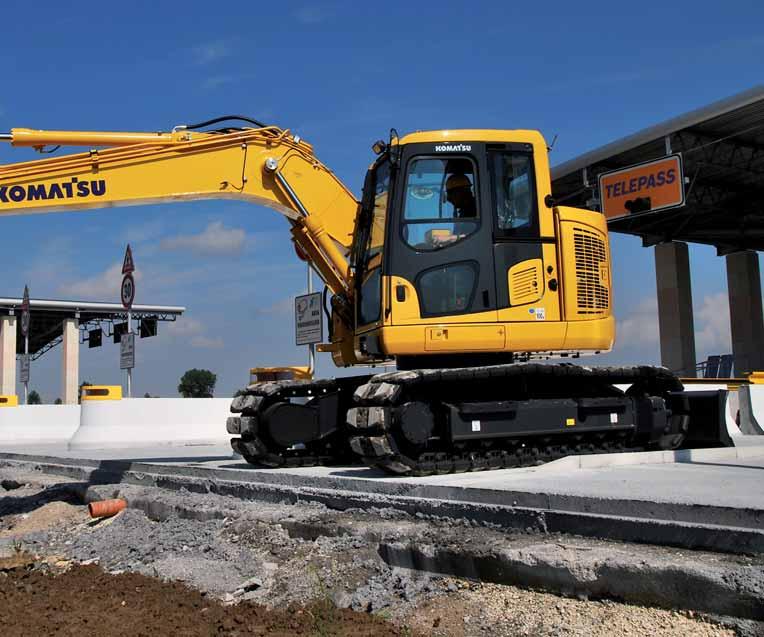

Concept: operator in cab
[[427, 172, 477, 248], [445, 173, 477, 219]]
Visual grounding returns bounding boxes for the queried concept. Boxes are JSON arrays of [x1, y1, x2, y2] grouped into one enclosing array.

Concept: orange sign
[[599, 154, 684, 220]]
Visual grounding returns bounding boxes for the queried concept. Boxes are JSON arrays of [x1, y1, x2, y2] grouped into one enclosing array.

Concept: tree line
[[24, 368, 218, 403]]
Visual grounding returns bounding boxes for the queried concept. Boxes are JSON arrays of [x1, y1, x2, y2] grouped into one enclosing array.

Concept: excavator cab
[[351, 130, 614, 368]]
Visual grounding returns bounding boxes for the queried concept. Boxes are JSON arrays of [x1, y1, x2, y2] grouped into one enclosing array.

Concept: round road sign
[[121, 273, 136, 309]]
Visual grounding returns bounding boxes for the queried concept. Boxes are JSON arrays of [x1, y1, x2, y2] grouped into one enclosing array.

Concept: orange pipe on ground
[[88, 498, 127, 518]]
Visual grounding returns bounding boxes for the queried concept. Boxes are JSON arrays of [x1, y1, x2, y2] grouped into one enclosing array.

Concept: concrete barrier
[[680, 381, 744, 441], [0, 404, 81, 447], [81, 385, 123, 401], [738, 384, 764, 435], [68, 397, 233, 452]]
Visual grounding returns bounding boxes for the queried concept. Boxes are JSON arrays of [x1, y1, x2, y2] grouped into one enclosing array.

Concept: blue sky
[[0, 1, 762, 400]]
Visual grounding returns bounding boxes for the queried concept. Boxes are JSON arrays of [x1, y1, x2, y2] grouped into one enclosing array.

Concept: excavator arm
[[0, 124, 359, 299]]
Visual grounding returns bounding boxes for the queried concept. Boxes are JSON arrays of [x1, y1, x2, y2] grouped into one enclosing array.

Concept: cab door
[[388, 145, 498, 327], [487, 144, 563, 349]]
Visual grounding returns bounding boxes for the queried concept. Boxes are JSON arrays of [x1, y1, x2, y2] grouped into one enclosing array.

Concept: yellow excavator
[[0, 117, 725, 474]]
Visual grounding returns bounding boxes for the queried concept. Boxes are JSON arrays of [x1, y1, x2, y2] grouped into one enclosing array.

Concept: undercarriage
[[226, 363, 727, 476]]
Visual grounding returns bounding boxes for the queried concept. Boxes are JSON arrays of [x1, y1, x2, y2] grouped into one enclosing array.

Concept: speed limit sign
[[121, 274, 135, 309]]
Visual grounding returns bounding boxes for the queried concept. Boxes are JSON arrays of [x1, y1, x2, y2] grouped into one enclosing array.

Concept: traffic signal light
[[140, 318, 157, 338], [88, 328, 102, 349], [113, 322, 128, 344]]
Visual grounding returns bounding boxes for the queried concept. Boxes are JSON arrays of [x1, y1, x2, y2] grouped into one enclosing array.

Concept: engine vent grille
[[573, 228, 609, 314], [510, 266, 539, 303], [508, 258, 542, 306]]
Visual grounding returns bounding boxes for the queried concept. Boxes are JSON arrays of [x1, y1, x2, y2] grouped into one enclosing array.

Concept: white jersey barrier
[[681, 382, 744, 441], [0, 405, 81, 447], [738, 385, 764, 436], [69, 398, 233, 452]]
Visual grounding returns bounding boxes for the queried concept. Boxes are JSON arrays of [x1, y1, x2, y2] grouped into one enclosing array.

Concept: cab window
[[401, 157, 479, 251], [490, 152, 538, 235]]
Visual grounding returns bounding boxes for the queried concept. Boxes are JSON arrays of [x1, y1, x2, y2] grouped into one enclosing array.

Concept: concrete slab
[[0, 442, 235, 461], [2, 443, 763, 554], [3, 443, 763, 516]]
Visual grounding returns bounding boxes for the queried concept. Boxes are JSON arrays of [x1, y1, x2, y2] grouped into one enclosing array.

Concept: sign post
[[19, 354, 30, 387], [295, 268, 322, 376], [121, 245, 136, 397], [307, 266, 315, 373], [19, 285, 30, 404], [120, 333, 135, 373]]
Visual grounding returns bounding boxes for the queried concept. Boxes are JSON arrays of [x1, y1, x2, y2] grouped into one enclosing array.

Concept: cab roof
[[397, 129, 546, 147]]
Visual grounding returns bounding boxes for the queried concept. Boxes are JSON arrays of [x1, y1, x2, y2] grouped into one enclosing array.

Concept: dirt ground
[[0, 466, 748, 636], [0, 564, 401, 637]]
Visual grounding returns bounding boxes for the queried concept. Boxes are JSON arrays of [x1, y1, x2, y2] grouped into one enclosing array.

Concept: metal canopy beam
[[552, 86, 764, 251], [0, 296, 185, 358], [552, 85, 764, 181]]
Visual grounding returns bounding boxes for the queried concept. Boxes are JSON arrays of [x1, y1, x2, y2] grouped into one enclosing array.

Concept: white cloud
[[695, 292, 731, 354], [167, 316, 205, 336], [257, 297, 294, 316], [614, 292, 732, 359], [167, 317, 224, 349], [160, 221, 247, 256], [57, 262, 141, 301], [294, 6, 325, 24], [615, 296, 659, 347], [23, 236, 78, 293], [190, 334, 225, 349], [123, 219, 164, 244], [192, 40, 232, 64]]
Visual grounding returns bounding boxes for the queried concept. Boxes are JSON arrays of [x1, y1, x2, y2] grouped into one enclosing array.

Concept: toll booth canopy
[[0, 298, 184, 359], [551, 86, 764, 254]]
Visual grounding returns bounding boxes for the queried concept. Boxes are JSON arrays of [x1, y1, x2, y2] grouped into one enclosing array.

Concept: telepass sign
[[598, 154, 684, 220]]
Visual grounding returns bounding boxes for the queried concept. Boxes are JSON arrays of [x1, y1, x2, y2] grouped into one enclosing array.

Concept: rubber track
[[347, 363, 682, 475], [228, 378, 344, 468]]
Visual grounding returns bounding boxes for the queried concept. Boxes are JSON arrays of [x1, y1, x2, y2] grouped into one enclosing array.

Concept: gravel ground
[[402, 582, 734, 636], [0, 465, 755, 636]]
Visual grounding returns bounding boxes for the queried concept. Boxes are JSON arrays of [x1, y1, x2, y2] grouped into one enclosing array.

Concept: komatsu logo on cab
[[0, 178, 107, 203], [434, 143, 472, 152]]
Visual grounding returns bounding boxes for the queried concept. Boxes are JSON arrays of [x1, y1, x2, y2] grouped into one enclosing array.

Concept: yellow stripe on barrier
[[81, 385, 122, 401], [747, 371, 764, 385], [249, 366, 312, 383], [0, 395, 18, 407], [680, 378, 748, 390]]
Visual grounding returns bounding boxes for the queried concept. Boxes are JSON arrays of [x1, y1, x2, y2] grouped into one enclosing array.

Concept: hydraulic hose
[[182, 115, 269, 130]]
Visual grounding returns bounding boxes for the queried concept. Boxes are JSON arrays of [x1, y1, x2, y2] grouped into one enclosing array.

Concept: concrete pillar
[[726, 251, 764, 375], [62, 318, 79, 404], [0, 315, 17, 395], [655, 242, 697, 377]]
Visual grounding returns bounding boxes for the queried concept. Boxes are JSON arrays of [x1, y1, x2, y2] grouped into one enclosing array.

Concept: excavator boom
[[0, 125, 358, 299]]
